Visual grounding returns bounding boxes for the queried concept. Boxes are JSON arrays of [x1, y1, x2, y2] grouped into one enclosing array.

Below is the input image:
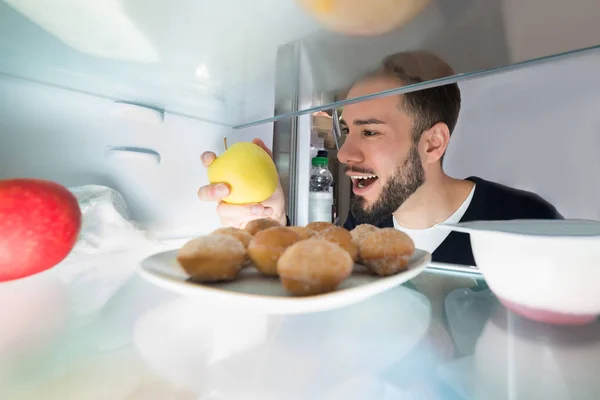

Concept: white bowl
[[474, 309, 600, 399], [441, 219, 600, 325]]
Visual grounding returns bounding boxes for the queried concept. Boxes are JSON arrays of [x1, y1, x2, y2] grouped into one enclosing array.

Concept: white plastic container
[[308, 190, 333, 223], [308, 152, 333, 223], [441, 219, 600, 325]]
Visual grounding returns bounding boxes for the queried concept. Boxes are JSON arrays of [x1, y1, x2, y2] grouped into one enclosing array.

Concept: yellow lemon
[[207, 142, 278, 204]]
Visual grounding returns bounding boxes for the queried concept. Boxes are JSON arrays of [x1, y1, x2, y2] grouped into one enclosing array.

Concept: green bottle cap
[[312, 157, 328, 166]]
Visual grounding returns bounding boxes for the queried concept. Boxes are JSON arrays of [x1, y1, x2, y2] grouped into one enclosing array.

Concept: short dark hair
[[379, 51, 461, 146]]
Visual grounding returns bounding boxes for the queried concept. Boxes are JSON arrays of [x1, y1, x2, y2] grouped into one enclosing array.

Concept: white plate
[[138, 248, 431, 314]]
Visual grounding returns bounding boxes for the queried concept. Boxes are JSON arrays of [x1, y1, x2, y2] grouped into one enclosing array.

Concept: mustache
[[344, 166, 376, 175]]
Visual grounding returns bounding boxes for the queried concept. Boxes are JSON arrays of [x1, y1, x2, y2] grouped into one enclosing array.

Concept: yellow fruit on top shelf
[[296, 0, 431, 36]]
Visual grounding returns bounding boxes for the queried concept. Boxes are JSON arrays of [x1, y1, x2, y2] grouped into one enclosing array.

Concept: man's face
[[338, 76, 425, 225]]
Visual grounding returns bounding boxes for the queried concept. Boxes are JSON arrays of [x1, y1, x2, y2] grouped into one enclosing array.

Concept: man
[[198, 51, 562, 266]]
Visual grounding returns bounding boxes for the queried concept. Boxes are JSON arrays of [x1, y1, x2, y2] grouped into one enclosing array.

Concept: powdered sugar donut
[[248, 227, 301, 276], [245, 218, 281, 236], [306, 221, 335, 233], [212, 227, 253, 248], [277, 239, 353, 296], [316, 226, 359, 262], [177, 234, 246, 282], [359, 228, 415, 276], [350, 224, 378, 244], [288, 226, 316, 240]]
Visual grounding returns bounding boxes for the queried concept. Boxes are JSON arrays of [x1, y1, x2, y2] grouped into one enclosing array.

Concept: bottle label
[[309, 192, 333, 223]]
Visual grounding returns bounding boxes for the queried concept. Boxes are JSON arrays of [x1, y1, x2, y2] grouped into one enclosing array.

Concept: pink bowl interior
[[499, 297, 598, 326]]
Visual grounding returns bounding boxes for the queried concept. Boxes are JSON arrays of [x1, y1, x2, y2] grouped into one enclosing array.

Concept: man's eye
[[362, 130, 378, 137], [341, 127, 350, 135]]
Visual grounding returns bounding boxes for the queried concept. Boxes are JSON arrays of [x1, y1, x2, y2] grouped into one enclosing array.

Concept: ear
[[419, 122, 450, 164]]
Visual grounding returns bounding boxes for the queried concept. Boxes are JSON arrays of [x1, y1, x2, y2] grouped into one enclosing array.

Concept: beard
[[349, 143, 425, 225]]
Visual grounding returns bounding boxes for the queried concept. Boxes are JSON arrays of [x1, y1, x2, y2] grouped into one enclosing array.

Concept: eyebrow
[[340, 118, 386, 126]]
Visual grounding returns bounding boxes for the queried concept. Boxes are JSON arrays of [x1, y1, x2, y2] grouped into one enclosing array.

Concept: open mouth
[[350, 175, 379, 192]]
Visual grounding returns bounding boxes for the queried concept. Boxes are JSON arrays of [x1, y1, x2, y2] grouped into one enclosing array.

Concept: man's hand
[[197, 138, 287, 229]]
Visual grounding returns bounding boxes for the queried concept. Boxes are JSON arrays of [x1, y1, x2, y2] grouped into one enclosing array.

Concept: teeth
[[352, 175, 378, 189]]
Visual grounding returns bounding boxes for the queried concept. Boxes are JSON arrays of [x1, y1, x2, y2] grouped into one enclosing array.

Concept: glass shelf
[[239, 43, 600, 129], [1, 0, 599, 129]]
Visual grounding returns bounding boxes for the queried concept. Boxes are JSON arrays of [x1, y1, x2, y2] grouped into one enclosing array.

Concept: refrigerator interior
[[316, 47, 600, 226], [444, 48, 600, 221], [2, 3, 600, 399], [0, 0, 313, 238], [1, 0, 600, 237]]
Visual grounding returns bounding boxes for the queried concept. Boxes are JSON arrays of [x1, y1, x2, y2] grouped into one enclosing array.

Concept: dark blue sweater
[[343, 176, 563, 266]]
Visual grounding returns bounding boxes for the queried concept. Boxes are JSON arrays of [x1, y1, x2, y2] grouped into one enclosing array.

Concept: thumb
[[252, 138, 273, 159]]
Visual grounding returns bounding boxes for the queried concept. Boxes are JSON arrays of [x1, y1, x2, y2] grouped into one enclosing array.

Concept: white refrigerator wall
[[0, 75, 273, 238], [2, 47, 599, 237], [445, 49, 600, 220]]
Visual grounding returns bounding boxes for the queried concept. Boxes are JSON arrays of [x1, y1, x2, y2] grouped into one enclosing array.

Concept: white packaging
[[309, 191, 333, 223]]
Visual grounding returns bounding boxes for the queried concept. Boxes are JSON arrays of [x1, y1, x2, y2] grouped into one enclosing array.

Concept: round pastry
[[277, 239, 353, 296], [316, 226, 359, 262], [212, 227, 252, 248], [244, 218, 282, 236], [176, 234, 246, 282], [247, 227, 301, 276], [358, 228, 415, 276], [288, 226, 316, 240], [350, 224, 378, 244], [306, 221, 335, 233], [212, 226, 254, 267]]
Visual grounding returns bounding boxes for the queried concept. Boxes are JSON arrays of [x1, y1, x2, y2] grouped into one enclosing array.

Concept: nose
[[337, 134, 364, 165]]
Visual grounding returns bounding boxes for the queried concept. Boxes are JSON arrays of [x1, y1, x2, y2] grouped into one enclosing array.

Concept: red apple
[[0, 178, 82, 282]]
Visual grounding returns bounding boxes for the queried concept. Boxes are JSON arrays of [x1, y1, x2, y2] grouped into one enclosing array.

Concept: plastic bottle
[[309, 151, 334, 223]]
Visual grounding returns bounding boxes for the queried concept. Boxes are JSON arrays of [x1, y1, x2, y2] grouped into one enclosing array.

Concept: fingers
[[252, 138, 273, 158], [204, 140, 271, 161], [217, 202, 274, 220], [200, 152, 216, 167], [197, 183, 230, 202]]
